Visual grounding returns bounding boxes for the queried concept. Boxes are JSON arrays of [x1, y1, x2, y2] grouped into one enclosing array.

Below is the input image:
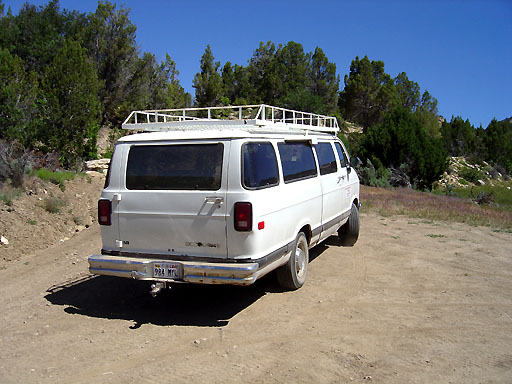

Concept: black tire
[[338, 203, 360, 246], [276, 232, 309, 290]]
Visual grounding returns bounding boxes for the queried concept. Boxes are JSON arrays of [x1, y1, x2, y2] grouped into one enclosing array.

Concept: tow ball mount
[[150, 282, 170, 297]]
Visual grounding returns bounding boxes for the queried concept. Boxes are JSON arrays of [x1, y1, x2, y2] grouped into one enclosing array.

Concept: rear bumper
[[88, 254, 261, 286]]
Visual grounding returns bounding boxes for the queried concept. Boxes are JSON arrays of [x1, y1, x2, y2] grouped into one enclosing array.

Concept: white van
[[88, 105, 360, 295]]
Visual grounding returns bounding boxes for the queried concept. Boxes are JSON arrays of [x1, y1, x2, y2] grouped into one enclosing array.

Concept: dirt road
[[1, 213, 511, 383]]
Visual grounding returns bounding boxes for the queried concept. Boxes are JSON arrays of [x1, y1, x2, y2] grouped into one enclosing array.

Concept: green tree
[[415, 90, 440, 138], [339, 56, 395, 131], [0, 0, 67, 72], [221, 61, 235, 103], [247, 41, 279, 104], [41, 39, 101, 166], [84, 1, 138, 126], [158, 53, 187, 108], [274, 41, 309, 106], [484, 118, 512, 172], [193, 44, 223, 107], [440, 116, 476, 157], [0, 48, 41, 146], [244, 41, 340, 114], [363, 107, 447, 189], [394, 72, 420, 111], [220, 62, 252, 105], [310, 47, 339, 114]]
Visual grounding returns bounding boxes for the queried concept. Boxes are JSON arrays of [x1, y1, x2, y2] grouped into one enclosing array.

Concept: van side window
[[243, 142, 279, 189], [104, 155, 113, 189], [334, 142, 348, 168], [316, 142, 338, 175], [277, 142, 317, 183], [126, 144, 223, 190]]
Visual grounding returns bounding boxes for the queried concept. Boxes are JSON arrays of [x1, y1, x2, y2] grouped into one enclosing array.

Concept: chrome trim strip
[[182, 263, 258, 272], [88, 255, 148, 265]]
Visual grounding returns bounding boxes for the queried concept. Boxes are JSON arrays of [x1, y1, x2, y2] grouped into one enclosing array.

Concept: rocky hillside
[[437, 156, 509, 188]]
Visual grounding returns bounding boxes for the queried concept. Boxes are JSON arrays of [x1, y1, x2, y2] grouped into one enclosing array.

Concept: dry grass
[[361, 185, 512, 229]]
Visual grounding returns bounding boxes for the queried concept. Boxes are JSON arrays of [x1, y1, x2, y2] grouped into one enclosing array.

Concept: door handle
[[338, 175, 346, 183], [205, 196, 224, 205]]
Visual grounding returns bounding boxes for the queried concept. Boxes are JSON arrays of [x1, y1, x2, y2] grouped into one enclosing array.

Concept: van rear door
[[115, 141, 229, 258]]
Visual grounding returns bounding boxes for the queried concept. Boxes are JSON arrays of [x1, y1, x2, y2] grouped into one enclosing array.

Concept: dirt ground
[[1, 203, 512, 383]]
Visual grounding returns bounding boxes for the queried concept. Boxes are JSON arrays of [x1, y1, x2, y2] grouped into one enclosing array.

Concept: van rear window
[[126, 144, 223, 190], [277, 142, 317, 183], [243, 142, 279, 189]]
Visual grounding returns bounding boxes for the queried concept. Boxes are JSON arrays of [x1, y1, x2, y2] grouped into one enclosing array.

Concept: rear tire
[[338, 203, 360, 246], [276, 232, 309, 290]]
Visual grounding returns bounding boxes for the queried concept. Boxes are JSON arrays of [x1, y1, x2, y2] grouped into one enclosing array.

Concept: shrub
[[73, 216, 84, 226], [356, 159, 391, 188], [43, 196, 67, 213], [0, 188, 22, 206], [473, 191, 494, 206], [459, 166, 485, 184], [361, 107, 448, 190], [0, 140, 35, 188]]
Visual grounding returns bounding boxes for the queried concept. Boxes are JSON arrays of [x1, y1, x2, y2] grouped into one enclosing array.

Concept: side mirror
[[350, 157, 362, 167]]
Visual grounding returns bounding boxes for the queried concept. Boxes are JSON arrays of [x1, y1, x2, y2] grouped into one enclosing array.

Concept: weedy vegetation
[[42, 196, 67, 214], [0, 187, 22, 206], [360, 185, 512, 229], [35, 168, 75, 191]]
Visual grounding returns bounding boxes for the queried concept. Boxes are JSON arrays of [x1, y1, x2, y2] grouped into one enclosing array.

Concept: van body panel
[[226, 175, 322, 260], [112, 139, 231, 259]]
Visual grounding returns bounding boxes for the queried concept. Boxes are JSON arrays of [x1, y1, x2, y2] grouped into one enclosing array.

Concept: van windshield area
[[126, 144, 223, 190]]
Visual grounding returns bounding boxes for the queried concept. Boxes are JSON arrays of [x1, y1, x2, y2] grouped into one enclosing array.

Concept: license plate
[[153, 262, 180, 279]]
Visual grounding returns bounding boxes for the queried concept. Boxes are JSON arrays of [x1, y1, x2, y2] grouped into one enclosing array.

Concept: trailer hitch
[[150, 282, 170, 297]]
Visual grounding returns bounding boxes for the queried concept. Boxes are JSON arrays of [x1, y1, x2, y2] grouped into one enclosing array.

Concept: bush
[[459, 166, 485, 184], [356, 159, 391, 188], [361, 107, 448, 190], [473, 191, 494, 206], [0, 187, 22, 206], [42, 196, 67, 213], [389, 164, 412, 188], [0, 140, 35, 187]]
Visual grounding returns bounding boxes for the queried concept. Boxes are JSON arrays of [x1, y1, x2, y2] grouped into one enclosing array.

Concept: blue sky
[[3, 0, 512, 127]]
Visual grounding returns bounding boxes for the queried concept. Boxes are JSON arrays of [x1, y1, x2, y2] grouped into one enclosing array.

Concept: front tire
[[276, 232, 309, 290], [338, 203, 360, 246]]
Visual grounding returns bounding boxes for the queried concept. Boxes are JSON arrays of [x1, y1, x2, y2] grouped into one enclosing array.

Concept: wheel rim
[[295, 239, 306, 279]]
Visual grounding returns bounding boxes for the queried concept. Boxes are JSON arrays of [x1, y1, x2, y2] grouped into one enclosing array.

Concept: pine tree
[[193, 45, 223, 107], [41, 39, 101, 166], [84, 1, 138, 126], [310, 47, 339, 114], [0, 48, 41, 147], [339, 56, 395, 131]]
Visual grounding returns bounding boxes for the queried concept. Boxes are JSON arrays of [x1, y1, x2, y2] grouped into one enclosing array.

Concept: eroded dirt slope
[[0, 172, 105, 266]]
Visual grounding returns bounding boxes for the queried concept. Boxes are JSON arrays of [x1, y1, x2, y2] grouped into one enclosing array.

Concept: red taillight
[[98, 199, 112, 226], [234, 202, 252, 231]]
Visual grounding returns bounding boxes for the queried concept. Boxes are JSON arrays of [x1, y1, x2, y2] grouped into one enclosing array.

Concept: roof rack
[[122, 104, 339, 134]]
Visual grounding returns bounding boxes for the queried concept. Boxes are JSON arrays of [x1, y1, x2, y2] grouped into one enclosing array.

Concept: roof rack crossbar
[[122, 104, 339, 133]]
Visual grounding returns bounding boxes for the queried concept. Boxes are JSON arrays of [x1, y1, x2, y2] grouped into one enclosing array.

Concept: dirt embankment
[[1, 208, 511, 383], [0, 172, 105, 267]]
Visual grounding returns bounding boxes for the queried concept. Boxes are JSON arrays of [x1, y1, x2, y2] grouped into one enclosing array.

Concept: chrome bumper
[[88, 254, 260, 286]]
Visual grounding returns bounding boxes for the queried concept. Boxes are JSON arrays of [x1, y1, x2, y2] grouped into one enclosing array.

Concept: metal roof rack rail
[[122, 104, 339, 134]]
